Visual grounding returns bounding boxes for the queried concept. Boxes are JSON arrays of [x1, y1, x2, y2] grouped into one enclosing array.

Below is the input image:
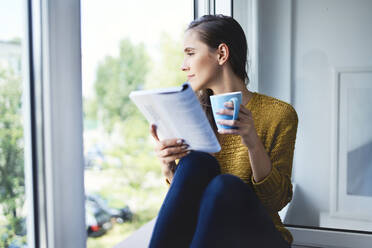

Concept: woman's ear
[[217, 43, 229, 66]]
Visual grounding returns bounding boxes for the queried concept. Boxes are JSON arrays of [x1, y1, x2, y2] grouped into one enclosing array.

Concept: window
[[81, 0, 193, 246], [0, 1, 28, 247], [232, 0, 372, 246]]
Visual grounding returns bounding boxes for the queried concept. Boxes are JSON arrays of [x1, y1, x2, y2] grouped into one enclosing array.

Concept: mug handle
[[229, 97, 239, 120]]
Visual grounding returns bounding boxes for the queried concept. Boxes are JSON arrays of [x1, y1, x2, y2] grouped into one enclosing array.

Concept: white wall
[[256, 0, 292, 103], [256, 0, 372, 227]]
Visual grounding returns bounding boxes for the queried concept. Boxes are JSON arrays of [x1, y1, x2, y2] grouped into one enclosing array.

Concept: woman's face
[[181, 29, 220, 91]]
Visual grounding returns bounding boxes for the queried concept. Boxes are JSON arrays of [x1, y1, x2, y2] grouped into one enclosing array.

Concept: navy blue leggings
[[149, 151, 291, 248]]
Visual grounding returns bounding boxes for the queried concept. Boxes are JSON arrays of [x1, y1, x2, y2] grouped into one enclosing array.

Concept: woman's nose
[[181, 62, 189, 71]]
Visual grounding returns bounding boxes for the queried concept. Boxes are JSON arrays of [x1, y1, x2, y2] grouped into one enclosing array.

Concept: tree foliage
[[93, 39, 150, 132], [0, 67, 25, 246], [83, 35, 187, 245], [145, 31, 186, 89]]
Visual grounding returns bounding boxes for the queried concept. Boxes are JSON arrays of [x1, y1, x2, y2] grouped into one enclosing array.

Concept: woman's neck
[[209, 70, 253, 106]]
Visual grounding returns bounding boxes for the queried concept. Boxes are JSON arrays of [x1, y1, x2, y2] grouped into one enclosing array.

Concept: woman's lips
[[187, 74, 195, 80]]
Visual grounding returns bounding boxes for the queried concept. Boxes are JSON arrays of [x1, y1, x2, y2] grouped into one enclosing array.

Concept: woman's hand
[[150, 124, 190, 183], [216, 102, 260, 150], [216, 102, 273, 183]]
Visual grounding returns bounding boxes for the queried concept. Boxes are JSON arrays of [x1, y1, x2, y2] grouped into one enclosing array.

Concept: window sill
[[114, 218, 156, 248], [113, 216, 318, 248]]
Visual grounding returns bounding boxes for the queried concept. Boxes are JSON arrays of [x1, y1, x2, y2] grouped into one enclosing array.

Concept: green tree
[[84, 34, 186, 246], [0, 67, 25, 246], [145, 31, 186, 89], [92, 39, 150, 132]]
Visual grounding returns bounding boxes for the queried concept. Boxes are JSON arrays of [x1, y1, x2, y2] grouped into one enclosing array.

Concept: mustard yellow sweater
[[213, 92, 298, 244]]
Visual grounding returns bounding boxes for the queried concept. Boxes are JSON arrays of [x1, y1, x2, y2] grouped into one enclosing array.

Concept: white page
[[130, 84, 221, 153], [129, 93, 179, 141], [154, 86, 220, 152]]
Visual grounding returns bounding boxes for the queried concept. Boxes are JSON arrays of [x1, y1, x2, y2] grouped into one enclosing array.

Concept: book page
[[130, 84, 220, 153], [129, 94, 178, 140], [149, 85, 220, 153]]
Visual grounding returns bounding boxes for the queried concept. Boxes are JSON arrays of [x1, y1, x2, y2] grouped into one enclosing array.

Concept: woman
[[149, 14, 298, 248]]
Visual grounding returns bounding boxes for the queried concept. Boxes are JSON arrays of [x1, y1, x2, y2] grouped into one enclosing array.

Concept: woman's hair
[[187, 14, 249, 134]]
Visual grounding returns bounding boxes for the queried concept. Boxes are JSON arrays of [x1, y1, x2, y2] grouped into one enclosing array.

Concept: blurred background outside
[[0, 0, 193, 247], [81, 0, 193, 247], [0, 0, 27, 247]]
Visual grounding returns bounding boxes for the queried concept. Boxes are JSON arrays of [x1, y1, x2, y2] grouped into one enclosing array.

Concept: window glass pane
[[347, 89, 372, 197], [0, 0, 28, 246], [242, 0, 372, 236], [81, 1, 193, 246]]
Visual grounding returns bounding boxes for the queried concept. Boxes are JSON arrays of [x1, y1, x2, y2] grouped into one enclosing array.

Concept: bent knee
[[206, 174, 253, 196], [178, 151, 220, 174], [209, 174, 242, 189]]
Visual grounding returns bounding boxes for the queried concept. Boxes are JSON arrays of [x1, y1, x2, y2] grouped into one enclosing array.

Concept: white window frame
[[215, 0, 232, 16], [23, 0, 36, 246], [194, 0, 212, 18], [233, 0, 259, 93], [24, 0, 372, 247], [26, 0, 86, 247]]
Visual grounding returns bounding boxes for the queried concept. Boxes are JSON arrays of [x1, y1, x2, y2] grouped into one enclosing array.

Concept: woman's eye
[[187, 53, 194, 56]]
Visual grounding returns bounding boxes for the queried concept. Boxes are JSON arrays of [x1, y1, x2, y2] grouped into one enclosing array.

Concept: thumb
[[150, 124, 160, 142]]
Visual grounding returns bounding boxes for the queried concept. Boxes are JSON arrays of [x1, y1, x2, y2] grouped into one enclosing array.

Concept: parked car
[[84, 145, 123, 170], [84, 144, 105, 170], [86, 194, 133, 224], [111, 205, 132, 224], [86, 197, 113, 237]]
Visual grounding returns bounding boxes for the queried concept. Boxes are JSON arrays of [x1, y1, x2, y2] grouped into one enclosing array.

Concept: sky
[[0, 0, 193, 96], [81, 0, 193, 97], [0, 0, 23, 41]]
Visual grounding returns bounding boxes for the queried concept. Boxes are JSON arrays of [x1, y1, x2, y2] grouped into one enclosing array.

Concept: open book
[[129, 83, 221, 153]]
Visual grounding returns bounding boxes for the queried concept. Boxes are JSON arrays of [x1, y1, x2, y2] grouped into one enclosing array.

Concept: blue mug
[[210, 91, 242, 130]]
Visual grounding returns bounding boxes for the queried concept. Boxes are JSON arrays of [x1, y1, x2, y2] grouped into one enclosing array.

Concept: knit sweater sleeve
[[251, 105, 298, 213]]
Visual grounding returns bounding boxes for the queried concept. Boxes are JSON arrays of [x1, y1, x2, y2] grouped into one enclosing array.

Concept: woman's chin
[[189, 81, 208, 92], [189, 82, 200, 92]]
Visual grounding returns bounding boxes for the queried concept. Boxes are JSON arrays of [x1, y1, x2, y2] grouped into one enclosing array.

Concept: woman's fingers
[[150, 124, 190, 161], [239, 104, 252, 116], [217, 119, 240, 127], [159, 138, 184, 149], [158, 145, 189, 157], [161, 150, 190, 164], [217, 103, 251, 117], [154, 137, 187, 154], [223, 101, 234, 109], [215, 101, 236, 115], [218, 128, 239, 135], [150, 124, 160, 141], [150, 124, 190, 182], [216, 108, 234, 116]]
